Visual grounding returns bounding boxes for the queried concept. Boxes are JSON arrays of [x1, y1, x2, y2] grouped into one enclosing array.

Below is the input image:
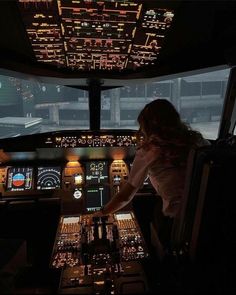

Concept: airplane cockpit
[[1, 1, 236, 294]]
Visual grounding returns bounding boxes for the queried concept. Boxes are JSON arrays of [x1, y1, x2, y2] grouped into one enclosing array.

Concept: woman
[[94, 99, 209, 219]]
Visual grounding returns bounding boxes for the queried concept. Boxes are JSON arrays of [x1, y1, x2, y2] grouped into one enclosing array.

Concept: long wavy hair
[[137, 99, 204, 166]]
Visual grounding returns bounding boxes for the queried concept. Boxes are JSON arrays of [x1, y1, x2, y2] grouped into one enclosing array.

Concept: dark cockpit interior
[[1, 1, 236, 294]]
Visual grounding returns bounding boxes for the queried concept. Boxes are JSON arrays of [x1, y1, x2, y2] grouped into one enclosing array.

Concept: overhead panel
[[18, 0, 66, 67], [18, 0, 174, 71]]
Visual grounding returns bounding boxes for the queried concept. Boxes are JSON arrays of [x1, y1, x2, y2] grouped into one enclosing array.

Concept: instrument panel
[[0, 131, 154, 215], [0, 131, 154, 294], [0, 160, 131, 211], [18, 0, 174, 72], [2, 166, 62, 193], [0, 157, 154, 213], [0, 130, 139, 152], [51, 212, 149, 294], [46, 134, 137, 148]]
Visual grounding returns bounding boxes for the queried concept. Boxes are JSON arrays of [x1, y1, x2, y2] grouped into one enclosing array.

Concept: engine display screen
[[37, 167, 61, 190], [85, 186, 110, 212], [85, 161, 108, 185], [7, 167, 33, 191]]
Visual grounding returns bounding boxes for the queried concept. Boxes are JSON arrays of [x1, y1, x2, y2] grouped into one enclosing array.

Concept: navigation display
[[85, 161, 108, 185], [37, 167, 61, 190], [85, 186, 110, 212], [7, 167, 33, 191]]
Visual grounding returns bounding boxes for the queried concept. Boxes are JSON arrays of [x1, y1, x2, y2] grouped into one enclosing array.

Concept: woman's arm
[[93, 148, 151, 217], [101, 182, 138, 215], [93, 181, 138, 217]]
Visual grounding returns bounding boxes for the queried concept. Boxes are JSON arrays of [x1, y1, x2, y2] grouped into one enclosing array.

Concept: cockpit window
[[0, 75, 89, 139], [0, 67, 231, 140], [101, 67, 230, 140]]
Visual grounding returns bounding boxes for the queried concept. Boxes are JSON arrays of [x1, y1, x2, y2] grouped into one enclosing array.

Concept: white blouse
[[128, 139, 210, 217]]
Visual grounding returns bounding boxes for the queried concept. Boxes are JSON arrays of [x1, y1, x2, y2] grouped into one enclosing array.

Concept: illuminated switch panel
[[44, 133, 137, 147], [110, 160, 129, 196], [18, 0, 66, 67], [114, 212, 149, 261], [51, 211, 148, 269], [142, 9, 174, 30], [59, 0, 139, 70], [51, 216, 82, 268], [18, 0, 174, 71]]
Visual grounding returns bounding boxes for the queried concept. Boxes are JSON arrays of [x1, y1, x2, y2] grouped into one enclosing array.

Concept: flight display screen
[[7, 167, 33, 191], [85, 186, 110, 212], [85, 161, 108, 185], [37, 167, 61, 190]]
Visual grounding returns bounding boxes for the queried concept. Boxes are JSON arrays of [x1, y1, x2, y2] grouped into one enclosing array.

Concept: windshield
[[0, 77, 89, 138], [101, 67, 230, 140], [0, 67, 230, 140]]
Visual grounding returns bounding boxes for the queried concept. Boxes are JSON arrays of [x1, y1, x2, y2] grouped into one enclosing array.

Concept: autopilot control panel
[[51, 211, 149, 294]]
